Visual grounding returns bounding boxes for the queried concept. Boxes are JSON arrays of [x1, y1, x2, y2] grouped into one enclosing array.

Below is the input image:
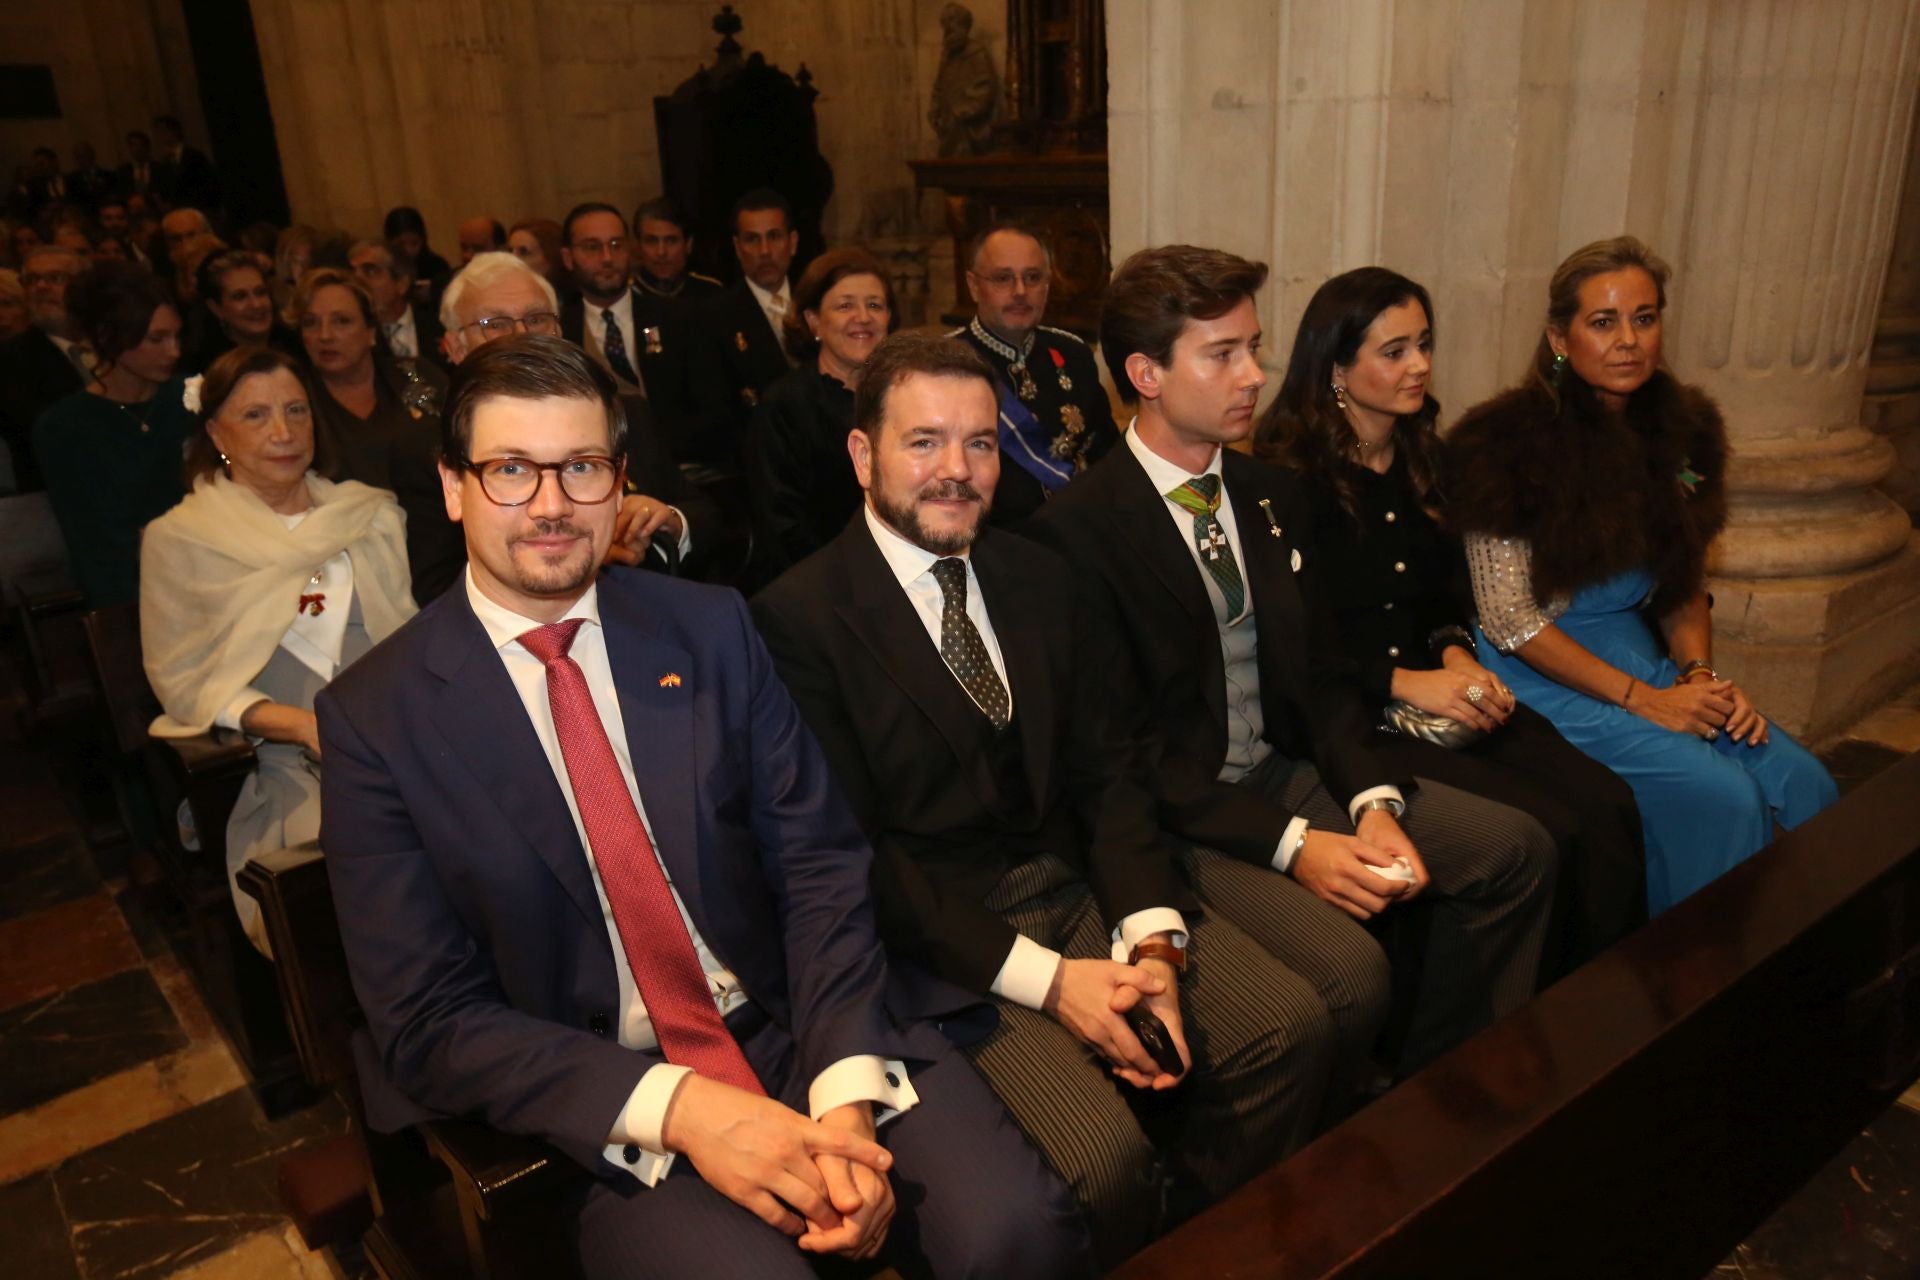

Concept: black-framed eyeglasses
[[461, 455, 622, 506], [464, 311, 561, 339]]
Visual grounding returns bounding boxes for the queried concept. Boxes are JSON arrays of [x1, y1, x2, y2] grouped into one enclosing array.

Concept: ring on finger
[[1703, 727, 1719, 741], [1466, 684, 1486, 705]]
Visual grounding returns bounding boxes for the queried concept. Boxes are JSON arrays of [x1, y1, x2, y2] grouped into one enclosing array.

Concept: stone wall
[[246, 0, 997, 257], [0, 0, 204, 192]]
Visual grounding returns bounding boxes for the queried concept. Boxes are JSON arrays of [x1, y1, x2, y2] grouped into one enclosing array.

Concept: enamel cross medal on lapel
[[1257, 498, 1283, 538], [1200, 520, 1228, 562]]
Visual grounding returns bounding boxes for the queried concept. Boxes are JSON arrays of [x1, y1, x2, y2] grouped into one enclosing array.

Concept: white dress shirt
[[465, 569, 914, 1185], [862, 506, 1187, 1008], [1124, 424, 1404, 872], [384, 305, 420, 360]]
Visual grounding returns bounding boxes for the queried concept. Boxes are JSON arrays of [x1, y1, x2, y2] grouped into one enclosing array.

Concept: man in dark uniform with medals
[[949, 224, 1119, 525]]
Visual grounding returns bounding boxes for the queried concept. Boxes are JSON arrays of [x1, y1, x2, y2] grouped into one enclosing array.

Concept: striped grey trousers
[[960, 853, 1341, 1272], [1220, 755, 1558, 1074]]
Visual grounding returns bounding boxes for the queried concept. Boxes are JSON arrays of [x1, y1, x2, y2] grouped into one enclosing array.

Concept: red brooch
[[1048, 348, 1065, 369], [299, 593, 327, 616]]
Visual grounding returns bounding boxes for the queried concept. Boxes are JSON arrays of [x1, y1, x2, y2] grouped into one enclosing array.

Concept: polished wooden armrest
[[158, 727, 258, 778], [417, 1118, 581, 1222]]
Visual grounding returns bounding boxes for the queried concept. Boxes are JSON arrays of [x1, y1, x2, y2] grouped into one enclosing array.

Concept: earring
[[217, 449, 231, 476], [1549, 352, 1568, 387], [1331, 381, 1348, 411]]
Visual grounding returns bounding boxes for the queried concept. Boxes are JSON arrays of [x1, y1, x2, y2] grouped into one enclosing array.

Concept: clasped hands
[[661, 1076, 895, 1260], [1043, 940, 1192, 1091], [1631, 668, 1770, 746], [1290, 808, 1430, 922], [604, 494, 683, 567]]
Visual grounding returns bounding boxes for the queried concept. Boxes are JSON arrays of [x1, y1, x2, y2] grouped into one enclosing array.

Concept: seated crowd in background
[[0, 115, 1845, 1276]]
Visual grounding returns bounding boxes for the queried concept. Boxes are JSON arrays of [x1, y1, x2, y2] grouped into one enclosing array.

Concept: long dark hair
[[1254, 266, 1442, 521]]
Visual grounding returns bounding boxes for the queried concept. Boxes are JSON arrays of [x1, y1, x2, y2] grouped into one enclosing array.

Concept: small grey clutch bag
[[1380, 699, 1485, 750]]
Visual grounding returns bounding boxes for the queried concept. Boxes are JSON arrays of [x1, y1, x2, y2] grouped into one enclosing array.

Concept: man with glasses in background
[[558, 202, 731, 470], [0, 244, 89, 492], [949, 224, 1119, 528], [433, 251, 720, 584]]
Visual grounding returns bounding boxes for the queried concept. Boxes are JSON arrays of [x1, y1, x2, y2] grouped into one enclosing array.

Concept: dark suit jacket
[[0, 329, 86, 493], [403, 302, 449, 371], [753, 518, 1192, 993], [152, 145, 219, 213], [562, 289, 735, 467], [707, 281, 792, 425], [317, 569, 963, 1176], [67, 165, 116, 210], [1030, 446, 1410, 865]]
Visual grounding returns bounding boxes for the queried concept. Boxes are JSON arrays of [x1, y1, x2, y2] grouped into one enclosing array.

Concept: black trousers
[[1369, 705, 1648, 986]]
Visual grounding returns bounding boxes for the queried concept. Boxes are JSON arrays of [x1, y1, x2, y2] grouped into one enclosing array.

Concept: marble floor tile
[[149, 951, 221, 1045], [0, 1040, 245, 1184], [0, 968, 188, 1114], [115, 879, 190, 962], [0, 768, 79, 848], [56, 1088, 349, 1280], [1718, 1103, 1920, 1280], [0, 832, 103, 922], [168, 1224, 343, 1280], [0, 892, 145, 1014], [0, 1170, 81, 1280]]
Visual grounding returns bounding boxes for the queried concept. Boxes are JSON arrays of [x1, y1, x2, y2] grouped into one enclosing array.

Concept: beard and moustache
[[507, 518, 598, 594], [872, 479, 991, 555]]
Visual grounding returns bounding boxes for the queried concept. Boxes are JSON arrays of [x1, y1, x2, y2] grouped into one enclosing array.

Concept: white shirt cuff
[[668, 505, 693, 557], [808, 1054, 918, 1126], [1109, 908, 1189, 963], [606, 1062, 693, 1186], [988, 933, 1063, 1011], [216, 687, 271, 733], [1272, 816, 1311, 874], [1348, 785, 1406, 824]]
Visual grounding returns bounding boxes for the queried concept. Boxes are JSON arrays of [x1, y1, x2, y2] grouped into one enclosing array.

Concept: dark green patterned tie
[[1166, 474, 1246, 619], [930, 558, 1010, 730]]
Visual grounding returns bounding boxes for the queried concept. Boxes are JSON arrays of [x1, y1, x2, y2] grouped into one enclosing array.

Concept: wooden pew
[[1113, 752, 1920, 1280]]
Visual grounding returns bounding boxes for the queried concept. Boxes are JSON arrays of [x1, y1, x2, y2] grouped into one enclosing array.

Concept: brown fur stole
[[1442, 370, 1729, 619]]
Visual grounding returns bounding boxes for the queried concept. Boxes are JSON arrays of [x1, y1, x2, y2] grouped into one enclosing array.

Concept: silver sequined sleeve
[[1465, 533, 1568, 652]]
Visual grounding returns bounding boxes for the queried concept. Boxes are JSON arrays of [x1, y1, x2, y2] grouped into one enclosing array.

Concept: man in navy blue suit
[[317, 334, 1086, 1278]]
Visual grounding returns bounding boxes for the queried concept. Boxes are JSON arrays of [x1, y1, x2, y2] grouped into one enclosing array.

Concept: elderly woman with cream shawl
[[141, 345, 415, 951]]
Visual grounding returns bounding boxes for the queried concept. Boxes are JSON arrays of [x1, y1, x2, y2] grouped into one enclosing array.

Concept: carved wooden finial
[[713, 5, 743, 58]]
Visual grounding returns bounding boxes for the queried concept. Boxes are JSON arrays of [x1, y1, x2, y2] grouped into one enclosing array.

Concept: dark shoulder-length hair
[[783, 247, 896, 363], [1254, 266, 1443, 521], [184, 344, 328, 483], [66, 258, 173, 369]]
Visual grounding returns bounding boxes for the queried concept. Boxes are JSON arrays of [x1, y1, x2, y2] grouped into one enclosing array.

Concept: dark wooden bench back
[[81, 601, 159, 755], [1115, 752, 1920, 1280]]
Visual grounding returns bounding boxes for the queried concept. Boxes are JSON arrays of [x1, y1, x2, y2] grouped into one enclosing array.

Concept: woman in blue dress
[[1445, 236, 1836, 914]]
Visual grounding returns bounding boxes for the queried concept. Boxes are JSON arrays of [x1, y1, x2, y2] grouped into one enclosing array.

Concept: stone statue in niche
[[929, 3, 1001, 157]]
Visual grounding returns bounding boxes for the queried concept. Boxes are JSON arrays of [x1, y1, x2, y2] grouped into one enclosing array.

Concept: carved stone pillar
[[1679, 4, 1920, 739]]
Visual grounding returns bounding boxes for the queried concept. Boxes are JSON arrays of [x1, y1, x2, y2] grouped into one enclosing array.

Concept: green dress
[[33, 379, 194, 607]]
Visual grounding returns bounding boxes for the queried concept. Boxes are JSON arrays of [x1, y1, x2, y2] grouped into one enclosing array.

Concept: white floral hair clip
[[182, 374, 205, 415]]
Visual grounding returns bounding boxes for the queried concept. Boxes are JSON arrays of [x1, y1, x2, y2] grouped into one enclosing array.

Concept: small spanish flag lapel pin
[[659, 673, 683, 688]]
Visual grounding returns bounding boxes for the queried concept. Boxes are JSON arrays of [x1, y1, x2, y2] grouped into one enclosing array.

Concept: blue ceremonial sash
[[994, 377, 1074, 493]]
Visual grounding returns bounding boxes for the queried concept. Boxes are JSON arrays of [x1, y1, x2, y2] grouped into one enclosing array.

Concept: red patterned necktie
[[518, 619, 763, 1094]]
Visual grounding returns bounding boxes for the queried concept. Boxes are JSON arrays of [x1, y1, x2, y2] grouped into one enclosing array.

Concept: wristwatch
[[1355, 796, 1404, 819], [1676, 659, 1718, 683], [1128, 939, 1188, 974]]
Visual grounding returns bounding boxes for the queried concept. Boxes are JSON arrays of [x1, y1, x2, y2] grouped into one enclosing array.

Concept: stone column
[[1107, 0, 1920, 738], [1679, 3, 1920, 739]]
